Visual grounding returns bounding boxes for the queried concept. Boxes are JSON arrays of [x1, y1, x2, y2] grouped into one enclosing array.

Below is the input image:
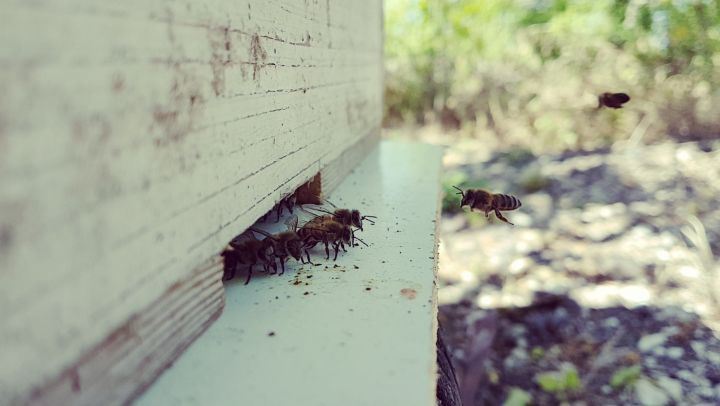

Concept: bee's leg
[[494, 209, 514, 226], [484, 209, 490, 218], [275, 203, 283, 222], [286, 199, 294, 214], [279, 257, 286, 275], [304, 250, 316, 265], [244, 265, 253, 285], [333, 243, 340, 261], [324, 241, 330, 260], [222, 264, 233, 281]]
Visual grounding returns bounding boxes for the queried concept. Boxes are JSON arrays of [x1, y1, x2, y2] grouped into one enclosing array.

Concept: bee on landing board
[[250, 216, 306, 275], [221, 232, 276, 285], [597, 92, 630, 109], [298, 217, 367, 261], [452, 186, 521, 226], [302, 204, 376, 245]]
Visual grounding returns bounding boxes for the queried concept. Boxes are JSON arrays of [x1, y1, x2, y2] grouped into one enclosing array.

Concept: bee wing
[[248, 226, 274, 239], [322, 198, 338, 208], [229, 230, 259, 246], [284, 214, 299, 232], [300, 204, 334, 216]]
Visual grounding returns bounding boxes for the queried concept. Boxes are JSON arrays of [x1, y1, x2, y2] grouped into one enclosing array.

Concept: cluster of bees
[[221, 189, 375, 285], [452, 92, 629, 225]]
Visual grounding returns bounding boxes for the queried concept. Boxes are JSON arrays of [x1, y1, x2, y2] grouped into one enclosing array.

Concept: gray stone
[[638, 333, 668, 352], [603, 317, 620, 328], [636, 378, 670, 406], [656, 376, 683, 402], [677, 370, 697, 383], [666, 347, 684, 359]]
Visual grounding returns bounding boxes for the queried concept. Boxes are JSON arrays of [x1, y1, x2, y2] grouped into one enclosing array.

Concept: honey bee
[[452, 186, 521, 225], [597, 92, 630, 109], [250, 217, 307, 274], [221, 232, 276, 285], [307, 207, 377, 232], [298, 217, 367, 261], [268, 178, 324, 222]]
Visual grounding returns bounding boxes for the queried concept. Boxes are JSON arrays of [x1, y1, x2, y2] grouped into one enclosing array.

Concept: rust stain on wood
[[208, 27, 232, 96], [250, 33, 268, 80], [400, 288, 417, 300], [151, 68, 204, 147]]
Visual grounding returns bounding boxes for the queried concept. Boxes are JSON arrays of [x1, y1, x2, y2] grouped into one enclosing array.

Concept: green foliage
[[503, 387, 532, 406], [610, 365, 642, 389], [441, 170, 487, 213], [385, 0, 720, 149], [536, 367, 581, 394], [531, 346, 545, 361]]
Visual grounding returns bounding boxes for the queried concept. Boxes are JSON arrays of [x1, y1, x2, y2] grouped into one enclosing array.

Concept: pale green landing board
[[136, 141, 443, 406]]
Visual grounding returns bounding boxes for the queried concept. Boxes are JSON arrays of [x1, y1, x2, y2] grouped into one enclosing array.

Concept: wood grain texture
[[0, 0, 382, 404]]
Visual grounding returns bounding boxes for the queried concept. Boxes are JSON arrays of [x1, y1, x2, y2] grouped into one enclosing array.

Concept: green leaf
[[536, 372, 562, 393], [610, 365, 642, 389], [503, 387, 532, 406], [536, 367, 582, 393]]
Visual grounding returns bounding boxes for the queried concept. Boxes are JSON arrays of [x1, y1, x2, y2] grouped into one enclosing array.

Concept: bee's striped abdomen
[[494, 194, 522, 211]]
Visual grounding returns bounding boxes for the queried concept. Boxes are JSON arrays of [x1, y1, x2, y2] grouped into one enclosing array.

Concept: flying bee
[[597, 92, 630, 109], [452, 186, 521, 226], [221, 232, 276, 285], [250, 217, 308, 275], [298, 217, 367, 261]]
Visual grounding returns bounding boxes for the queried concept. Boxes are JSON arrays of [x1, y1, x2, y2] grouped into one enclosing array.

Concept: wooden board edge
[[319, 127, 380, 197], [21, 259, 224, 406], [430, 146, 444, 405]]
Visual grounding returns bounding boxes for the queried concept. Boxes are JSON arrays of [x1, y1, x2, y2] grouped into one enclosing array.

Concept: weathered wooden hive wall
[[0, 1, 383, 404]]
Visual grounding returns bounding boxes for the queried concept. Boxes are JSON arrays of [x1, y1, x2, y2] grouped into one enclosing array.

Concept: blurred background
[[382, 1, 720, 405]]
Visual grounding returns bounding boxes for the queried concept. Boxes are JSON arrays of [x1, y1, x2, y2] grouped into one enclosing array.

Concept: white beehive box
[[0, 1, 383, 404]]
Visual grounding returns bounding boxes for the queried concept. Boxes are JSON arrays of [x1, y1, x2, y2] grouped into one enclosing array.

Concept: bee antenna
[[362, 215, 376, 225], [322, 198, 338, 208], [452, 185, 465, 196], [354, 236, 369, 247]]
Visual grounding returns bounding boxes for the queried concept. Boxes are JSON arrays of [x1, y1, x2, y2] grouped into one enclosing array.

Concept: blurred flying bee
[[298, 217, 367, 261], [250, 217, 307, 274], [221, 232, 276, 285], [597, 92, 630, 109], [452, 186, 521, 226]]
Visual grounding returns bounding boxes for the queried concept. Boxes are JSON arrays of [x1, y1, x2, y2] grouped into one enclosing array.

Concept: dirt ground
[[431, 137, 720, 405]]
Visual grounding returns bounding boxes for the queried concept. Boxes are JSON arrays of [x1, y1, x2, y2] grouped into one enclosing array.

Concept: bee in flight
[[597, 92, 630, 109], [452, 186, 521, 226]]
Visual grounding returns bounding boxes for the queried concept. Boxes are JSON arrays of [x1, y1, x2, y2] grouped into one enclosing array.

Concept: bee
[[452, 186, 521, 225], [266, 178, 324, 222], [298, 217, 367, 261], [221, 232, 276, 285], [597, 92, 630, 109], [250, 217, 308, 274], [306, 207, 377, 232]]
